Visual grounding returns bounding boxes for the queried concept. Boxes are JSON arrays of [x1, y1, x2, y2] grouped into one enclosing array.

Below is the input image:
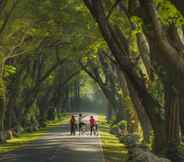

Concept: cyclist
[[78, 113, 83, 135]]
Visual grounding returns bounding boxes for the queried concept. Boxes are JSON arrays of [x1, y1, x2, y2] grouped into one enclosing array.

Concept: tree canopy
[[0, 0, 184, 161]]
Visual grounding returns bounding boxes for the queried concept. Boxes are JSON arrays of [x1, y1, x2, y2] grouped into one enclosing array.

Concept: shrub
[[110, 124, 119, 135], [118, 120, 128, 130]]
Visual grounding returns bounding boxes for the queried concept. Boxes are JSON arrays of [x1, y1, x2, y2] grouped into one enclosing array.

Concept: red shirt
[[89, 118, 96, 126]]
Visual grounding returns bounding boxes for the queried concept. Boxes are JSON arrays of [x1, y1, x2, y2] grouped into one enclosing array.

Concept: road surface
[[0, 115, 104, 162]]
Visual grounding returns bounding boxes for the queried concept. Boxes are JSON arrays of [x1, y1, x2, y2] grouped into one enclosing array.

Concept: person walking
[[70, 115, 76, 135], [89, 116, 96, 136]]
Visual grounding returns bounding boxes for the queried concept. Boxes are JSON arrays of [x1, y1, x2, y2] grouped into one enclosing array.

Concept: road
[[0, 115, 104, 162]]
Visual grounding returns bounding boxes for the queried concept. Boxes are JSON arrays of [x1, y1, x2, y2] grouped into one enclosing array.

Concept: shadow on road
[[0, 122, 104, 162]]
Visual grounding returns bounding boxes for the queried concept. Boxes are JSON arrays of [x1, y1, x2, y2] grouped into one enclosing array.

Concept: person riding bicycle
[[89, 116, 97, 136], [79, 113, 86, 135]]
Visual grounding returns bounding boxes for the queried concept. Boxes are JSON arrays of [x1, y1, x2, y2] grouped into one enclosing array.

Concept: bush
[[15, 125, 24, 136], [39, 119, 47, 127], [110, 124, 119, 135], [111, 115, 117, 124], [118, 120, 128, 130]]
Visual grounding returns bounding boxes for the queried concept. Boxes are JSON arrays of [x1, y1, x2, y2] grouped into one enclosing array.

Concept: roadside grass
[[0, 114, 69, 154], [178, 143, 184, 156], [99, 115, 128, 162]]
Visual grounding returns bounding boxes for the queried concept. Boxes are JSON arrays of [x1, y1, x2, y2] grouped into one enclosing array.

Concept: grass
[[0, 114, 69, 154], [178, 143, 184, 156], [99, 115, 128, 162]]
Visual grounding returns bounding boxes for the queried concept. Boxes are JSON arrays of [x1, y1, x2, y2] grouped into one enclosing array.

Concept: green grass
[[99, 115, 128, 162], [0, 114, 69, 154], [178, 143, 184, 156]]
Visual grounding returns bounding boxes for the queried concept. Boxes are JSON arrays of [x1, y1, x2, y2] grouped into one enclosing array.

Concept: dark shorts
[[90, 124, 98, 130]]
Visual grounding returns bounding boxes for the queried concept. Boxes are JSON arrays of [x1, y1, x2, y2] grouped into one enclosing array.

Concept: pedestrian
[[70, 115, 76, 135], [79, 113, 83, 135], [89, 116, 96, 136]]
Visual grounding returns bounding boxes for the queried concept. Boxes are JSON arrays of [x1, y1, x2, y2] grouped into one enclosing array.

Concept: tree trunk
[[122, 72, 152, 143], [137, 32, 154, 80], [6, 97, 17, 129], [83, 0, 166, 153], [0, 65, 6, 143], [165, 85, 181, 160], [139, 0, 184, 88], [107, 102, 113, 120], [180, 97, 184, 139]]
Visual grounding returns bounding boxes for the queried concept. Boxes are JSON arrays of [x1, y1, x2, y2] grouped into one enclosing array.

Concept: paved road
[[0, 116, 104, 162]]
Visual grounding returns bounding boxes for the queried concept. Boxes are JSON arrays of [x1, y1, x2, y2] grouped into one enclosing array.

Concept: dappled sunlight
[[0, 0, 182, 161], [0, 114, 128, 162], [0, 115, 69, 154], [99, 115, 128, 162], [0, 132, 46, 153], [67, 145, 99, 152], [0, 114, 104, 162]]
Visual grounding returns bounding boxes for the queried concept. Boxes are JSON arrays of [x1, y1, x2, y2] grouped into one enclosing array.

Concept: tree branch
[[106, 0, 122, 19], [0, 0, 19, 36]]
